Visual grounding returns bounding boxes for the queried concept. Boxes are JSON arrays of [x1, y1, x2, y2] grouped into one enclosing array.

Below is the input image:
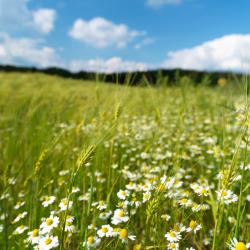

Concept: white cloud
[[0, 0, 56, 34], [147, 0, 181, 8], [32, 9, 56, 34], [134, 37, 155, 50], [0, 33, 63, 68], [69, 17, 145, 48], [69, 57, 149, 73], [163, 34, 250, 72]]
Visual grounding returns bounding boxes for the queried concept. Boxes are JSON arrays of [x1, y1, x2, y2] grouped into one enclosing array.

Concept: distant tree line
[[0, 64, 244, 86]]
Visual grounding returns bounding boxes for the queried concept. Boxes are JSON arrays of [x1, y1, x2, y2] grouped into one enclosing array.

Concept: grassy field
[[0, 72, 249, 250]]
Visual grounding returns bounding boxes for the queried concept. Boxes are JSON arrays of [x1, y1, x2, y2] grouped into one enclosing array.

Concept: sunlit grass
[[0, 72, 249, 250]]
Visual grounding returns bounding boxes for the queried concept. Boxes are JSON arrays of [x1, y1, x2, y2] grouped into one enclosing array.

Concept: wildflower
[[130, 196, 141, 207], [119, 228, 136, 243], [227, 238, 250, 250], [13, 225, 28, 234], [78, 193, 90, 201], [167, 242, 179, 250], [96, 200, 107, 210], [65, 221, 75, 232], [197, 186, 210, 197], [84, 236, 100, 249], [173, 223, 186, 233], [12, 211, 28, 223], [186, 220, 201, 234], [161, 214, 171, 222], [40, 215, 59, 233], [216, 189, 238, 204], [28, 229, 40, 245], [72, 186, 80, 193], [14, 201, 25, 210], [97, 224, 113, 237], [133, 243, 142, 250], [111, 209, 129, 225], [165, 230, 182, 242], [99, 211, 112, 220], [117, 190, 130, 200], [191, 202, 202, 212], [42, 196, 56, 207], [59, 198, 73, 211], [39, 235, 59, 250], [178, 198, 192, 207], [126, 182, 137, 190], [142, 191, 151, 203]]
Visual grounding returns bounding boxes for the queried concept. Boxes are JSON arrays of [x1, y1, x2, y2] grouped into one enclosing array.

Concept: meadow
[[0, 72, 249, 250]]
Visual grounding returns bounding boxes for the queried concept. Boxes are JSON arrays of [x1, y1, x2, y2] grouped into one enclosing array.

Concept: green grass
[[0, 72, 249, 250]]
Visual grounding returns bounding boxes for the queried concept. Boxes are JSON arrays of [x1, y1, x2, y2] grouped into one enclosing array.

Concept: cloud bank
[[163, 34, 250, 72], [69, 57, 149, 73], [69, 17, 145, 48]]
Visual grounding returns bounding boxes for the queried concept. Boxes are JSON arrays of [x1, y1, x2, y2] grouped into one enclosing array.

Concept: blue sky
[[1, 0, 250, 72]]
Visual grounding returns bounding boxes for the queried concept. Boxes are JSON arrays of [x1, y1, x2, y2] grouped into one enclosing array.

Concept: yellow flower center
[[119, 229, 128, 239], [46, 218, 53, 226], [45, 196, 50, 201], [169, 243, 177, 249], [118, 210, 125, 217], [201, 188, 207, 195], [87, 236, 95, 245], [181, 198, 187, 203], [236, 242, 247, 250], [101, 227, 108, 233], [99, 200, 105, 205], [19, 225, 25, 229], [44, 238, 52, 245], [63, 200, 68, 205], [169, 231, 176, 238], [189, 220, 197, 229], [32, 229, 39, 237], [221, 191, 228, 197], [66, 222, 71, 226], [133, 244, 142, 250]]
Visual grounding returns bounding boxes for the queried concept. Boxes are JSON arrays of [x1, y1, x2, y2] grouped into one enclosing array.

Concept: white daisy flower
[[59, 198, 73, 211], [142, 191, 151, 203], [97, 224, 113, 238], [119, 228, 136, 243], [72, 187, 80, 193], [14, 201, 25, 210], [39, 235, 59, 250], [167, 242, 179, 249], [216, 189, 238, 204], [83, 236, 101, 249], [186, 220, 202, 234], [165, 230, 182, 242], [27, 229, 40, 245], [40, 215, 59, 233], [12, 211, 28, 223], [42, 196, 56, 207], [111, 209, 129, 225], [13, 225, 28, 235], [227, 237, 250, 250], [117, 190, 130, 200], [99, 211, 112, 220]]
